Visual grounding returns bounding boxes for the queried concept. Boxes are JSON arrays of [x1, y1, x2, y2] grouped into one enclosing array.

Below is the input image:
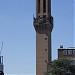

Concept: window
[[45, 49, 47, 52], [63, 50, 67, 55], [45, 38, 47, 40], [73, 50, 75, 54], [45, 60, 47, 63], [68, 50, 72, 55], [43, 0, 46, 12], [38, 0, 40, 13], [48, 0, 50, 13], [43, 15, 46, 18]]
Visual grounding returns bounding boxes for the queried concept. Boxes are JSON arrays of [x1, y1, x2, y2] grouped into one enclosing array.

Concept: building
[[0, 56, 4, 75], [33, 0, 53, 75], [58, 45, 75, 64]]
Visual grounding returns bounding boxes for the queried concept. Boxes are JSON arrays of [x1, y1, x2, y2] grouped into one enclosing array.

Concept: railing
[[33, 16, 53, 25]]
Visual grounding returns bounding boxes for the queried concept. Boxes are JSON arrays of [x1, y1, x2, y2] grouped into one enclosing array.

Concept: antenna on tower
[[0, 42, 3, 56]]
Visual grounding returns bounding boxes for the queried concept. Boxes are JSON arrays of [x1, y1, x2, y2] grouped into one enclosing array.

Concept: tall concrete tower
[[33, 0, 53, 75], [0, 56, 4, 75]]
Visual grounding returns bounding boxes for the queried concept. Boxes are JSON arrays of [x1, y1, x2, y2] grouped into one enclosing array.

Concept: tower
[[33, 0, 53, 75], [0, 42, 4, 75], [0, 56, 4, 75]]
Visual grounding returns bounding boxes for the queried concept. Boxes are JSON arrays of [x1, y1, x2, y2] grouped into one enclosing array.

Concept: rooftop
[[58, 47, 75, 50]]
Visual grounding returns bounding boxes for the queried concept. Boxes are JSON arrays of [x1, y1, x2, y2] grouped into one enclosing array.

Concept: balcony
[[33, 16, 53, 25]]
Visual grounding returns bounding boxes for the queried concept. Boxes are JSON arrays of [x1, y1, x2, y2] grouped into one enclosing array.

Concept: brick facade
[[58, 46, 75, 59]]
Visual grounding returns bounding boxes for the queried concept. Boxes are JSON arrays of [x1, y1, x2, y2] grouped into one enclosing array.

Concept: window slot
[[45, 38, 47, 40], [45, 49, 47, 51], [38, 0, 40, 13], [45, 60, 47, 63], [43, 0, 46, 13]]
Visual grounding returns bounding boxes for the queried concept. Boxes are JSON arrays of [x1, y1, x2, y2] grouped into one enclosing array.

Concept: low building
[[58, 44, 75, 64]]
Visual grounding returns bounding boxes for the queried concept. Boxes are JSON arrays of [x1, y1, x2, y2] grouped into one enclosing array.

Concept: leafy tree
[[45, 58, 75, 75]]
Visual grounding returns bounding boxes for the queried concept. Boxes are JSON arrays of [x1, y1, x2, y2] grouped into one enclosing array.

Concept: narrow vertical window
[[43, 0, 46, 12], [48, 0, 50, 13], [38, 0, 40, 13]]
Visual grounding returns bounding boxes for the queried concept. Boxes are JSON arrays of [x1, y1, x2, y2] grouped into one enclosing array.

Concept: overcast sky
[[0, 0, 74, 75]]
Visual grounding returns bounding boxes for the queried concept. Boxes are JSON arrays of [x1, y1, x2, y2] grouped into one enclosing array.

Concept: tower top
[[36, 0, 51, 18], [0, 42, 3, 65], [0, 42, 3, 56], [0, 42, 4, 74]]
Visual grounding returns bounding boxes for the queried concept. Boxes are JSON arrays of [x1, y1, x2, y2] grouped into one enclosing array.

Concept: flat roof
[[58, 47, 75, 50]]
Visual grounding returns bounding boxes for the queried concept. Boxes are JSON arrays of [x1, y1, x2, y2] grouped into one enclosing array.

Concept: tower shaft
[[0, 56, 4, 75], [33, 0, 53, 75]]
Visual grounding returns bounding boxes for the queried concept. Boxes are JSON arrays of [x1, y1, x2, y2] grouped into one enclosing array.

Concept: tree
[[45, 58, 75, 75]]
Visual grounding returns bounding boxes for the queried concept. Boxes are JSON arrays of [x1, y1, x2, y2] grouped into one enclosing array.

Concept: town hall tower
[[33, 0, 53, 75]]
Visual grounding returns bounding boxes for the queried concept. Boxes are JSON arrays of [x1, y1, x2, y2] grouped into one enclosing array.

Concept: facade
[[58, 45, 75, 64], [33, 0, 53, 75], [0, 56, 4, 75]]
